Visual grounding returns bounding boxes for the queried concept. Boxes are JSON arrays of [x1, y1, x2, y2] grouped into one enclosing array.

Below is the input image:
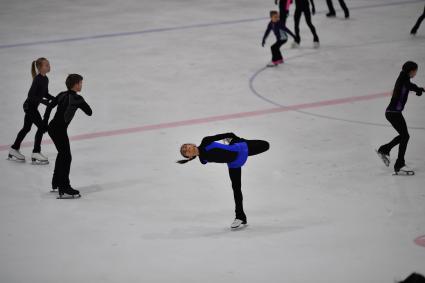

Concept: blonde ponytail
[[31, 61, 37, 78]]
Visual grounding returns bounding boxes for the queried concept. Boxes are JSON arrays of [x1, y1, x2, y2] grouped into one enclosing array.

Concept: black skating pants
[[48, 124, 72, 189], [228, 140, 270, 221], [379, 112, 409, 170], [271, 40, 286, 62], [11, 107, 45, 153], [327, 0, 349, 16], [411, 5, 425, 34], [294, 6, 319, 43]]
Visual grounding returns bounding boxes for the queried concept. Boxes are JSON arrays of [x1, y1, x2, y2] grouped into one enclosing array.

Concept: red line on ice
[[0, 91, 390, 152]]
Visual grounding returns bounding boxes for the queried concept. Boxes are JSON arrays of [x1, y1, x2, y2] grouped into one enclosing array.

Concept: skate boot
[[393, 165, 415, 176], [411, 28, 417, 36], [57, 186, 81, 199], [313, 40, 320, 49], [326, 12, 336, 18], [291, 41, 300, 49], [375, 149, 390, 167], [231, 218, 247, 229], [7, 148, 25, 162], [31, 152, 49, 165]]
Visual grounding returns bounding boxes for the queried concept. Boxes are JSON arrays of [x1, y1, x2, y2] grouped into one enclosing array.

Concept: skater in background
[[177, 133, 270, 229], [292, 0, 320, 48], [8, 58, 55, 164], [44, 74, 92, 198], [410, 5, 425, 35], [326, 0, 349, 18], [262, 10, 297, 66], [376, 61, 424, 175], [275, 0, 293, 26]]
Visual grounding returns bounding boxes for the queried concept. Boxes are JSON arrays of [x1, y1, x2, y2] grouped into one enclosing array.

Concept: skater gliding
[[178, 133, 270, 229]]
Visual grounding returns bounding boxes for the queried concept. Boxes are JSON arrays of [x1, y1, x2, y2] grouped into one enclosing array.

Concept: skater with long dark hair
[[275, 0, 293, 26], [376, 61, 424, 175], [292, 0, 320, 48], [8, 58, 55, 164], [326, 0, 349, 19], [177, 133, 270, 229], [262, 10, 296, 67], [411, 5, 425, 35], [43, 74, 92, 198]]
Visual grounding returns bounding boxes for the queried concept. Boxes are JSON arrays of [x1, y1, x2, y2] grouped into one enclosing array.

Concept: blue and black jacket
[[198, 133, 249, 169]]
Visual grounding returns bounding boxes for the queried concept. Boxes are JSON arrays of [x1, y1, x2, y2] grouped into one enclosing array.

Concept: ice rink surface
[[1, 0, 425, 282]]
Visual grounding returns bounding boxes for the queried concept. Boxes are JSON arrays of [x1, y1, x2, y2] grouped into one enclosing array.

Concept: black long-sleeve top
[[25, 74, 55, 108], [198, 133, 241, 164], [44, 90, 92, 128], [386, 71, 422, 112], [262, 20, 296, 43]]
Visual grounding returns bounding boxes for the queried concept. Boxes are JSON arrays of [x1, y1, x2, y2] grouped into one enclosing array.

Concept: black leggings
[[11, 107, 45, 153], [48, 125, 72, 189], [411, 5, 425, 33], [228, 140, 270, 220], [327, 0, 349, 16], [294, 7, 319, 43], [271, 40, 286, 62], [278, 1, 289, 27], [379, 112, 409, 170]]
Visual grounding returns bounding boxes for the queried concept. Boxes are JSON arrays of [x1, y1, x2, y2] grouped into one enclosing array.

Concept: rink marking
[[0, 91, 390, 151], [414, 235, 425, 248], [0, 0, 422, 49]]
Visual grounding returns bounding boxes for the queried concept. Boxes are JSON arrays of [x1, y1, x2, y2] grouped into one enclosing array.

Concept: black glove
[[275, 0, 278, 5], [416, 87, 424, 96], [262, 40, 266, 47]]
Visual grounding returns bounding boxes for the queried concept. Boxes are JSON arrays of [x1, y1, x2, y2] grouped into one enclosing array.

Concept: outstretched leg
[[228, 168, 246, 221], [245, 140, 270, 156], [11, 113, 33, 150], [411, 5, 425, 34]]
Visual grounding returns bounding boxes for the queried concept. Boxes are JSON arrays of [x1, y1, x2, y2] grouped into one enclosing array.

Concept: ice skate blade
[[231, 223, 248, 230], [7, 155, 25, 162], [57, 194, 81, 199], [31, 159, 49, 165], [392, 171, 415, 176]]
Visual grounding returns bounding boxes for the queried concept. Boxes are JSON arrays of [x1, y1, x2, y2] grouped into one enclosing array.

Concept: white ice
[[0, 0, 425, 282]]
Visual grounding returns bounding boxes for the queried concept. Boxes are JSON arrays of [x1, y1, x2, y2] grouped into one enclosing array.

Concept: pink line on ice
[[415, 235, 425, 248], [0, 91, 390, 152]]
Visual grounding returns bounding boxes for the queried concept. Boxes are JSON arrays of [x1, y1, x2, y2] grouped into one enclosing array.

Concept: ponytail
[[31, 61, 37, 78], [31, 57, 48, 79], [176, 157, 196, 164]]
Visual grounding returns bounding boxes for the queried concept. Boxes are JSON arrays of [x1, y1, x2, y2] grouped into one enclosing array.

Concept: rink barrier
[[0, 91, 391, 152]]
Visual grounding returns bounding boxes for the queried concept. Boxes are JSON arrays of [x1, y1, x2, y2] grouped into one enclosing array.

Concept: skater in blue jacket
[[178, 133, 270, 228]]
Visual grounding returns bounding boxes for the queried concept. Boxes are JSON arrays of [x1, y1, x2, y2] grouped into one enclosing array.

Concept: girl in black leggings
[[377, 61, 424, 175], [178, 133, 270, 228], [292, 0, 319, 48], [8, 58, 54, 164]]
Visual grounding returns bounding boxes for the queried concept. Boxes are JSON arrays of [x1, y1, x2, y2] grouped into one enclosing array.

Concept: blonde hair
[[31, 57, 48, 79]]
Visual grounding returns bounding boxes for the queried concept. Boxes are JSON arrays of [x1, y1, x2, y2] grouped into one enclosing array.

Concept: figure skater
[[177, 133, 270, 228], [376, 61, 424, 175], [8, 58, 55, 164]]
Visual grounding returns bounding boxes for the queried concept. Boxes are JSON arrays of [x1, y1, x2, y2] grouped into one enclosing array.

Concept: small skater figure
[[275, 0, 293, 26], [376, 61, 424, 175], [411, 5, 425, 35], [8, 58, 55, 164], [177, 133, 270, 229], [44, 74, 92, 198], [262, 10, 296, 67], [326, 0, 349, 19], [292, 0, 320, 48]]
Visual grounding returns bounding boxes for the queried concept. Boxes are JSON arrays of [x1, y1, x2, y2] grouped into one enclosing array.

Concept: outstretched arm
[[262, 23, 272, 46], [284, 26, 296, 39], [200, 133, 239, 147]]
